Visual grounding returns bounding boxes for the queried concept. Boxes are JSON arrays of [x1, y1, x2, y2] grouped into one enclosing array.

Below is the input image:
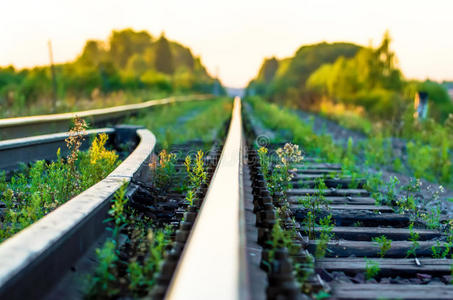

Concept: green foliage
[[407, 222, 420, 258], [372, 235, 392, 258], [365, 258, 380, 280], [0, 29, 221, 118], [150, 149, 177, 192], [128, 97, 232, 147], [184, 150, 207, 191], [110, 182, 128, 219], [361, 134, 392, 167], [154, 34, 175, 75], [87, 240, 120, 298], [0, 126, 119, 242], [315, 215, 334, 258], [299, 179, 330, 241], [431, 231, 452, 259], [248, 42, 360, 105], [270, 143, 303, 197], [378, 176, 399, 206], [258, 146, 270, 181], [247, 96, 342, 162], [396, 178, 421, 213], [306, 32, 405, 121], [313, 291, 331, 300], [342, 137, 356, 171], [249, 31, 453, 186], [421, 206, 441, 230], [256, 57, 279, 84], [406, 138, 452, 185]]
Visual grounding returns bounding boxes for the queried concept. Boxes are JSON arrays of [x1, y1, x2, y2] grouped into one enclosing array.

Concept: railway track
[[243, 106, 453, 299], [0, 96, 452, 299], [0, 97, 245, 299]]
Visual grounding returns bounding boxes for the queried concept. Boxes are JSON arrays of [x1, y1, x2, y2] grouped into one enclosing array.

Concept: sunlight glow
[[2, 0, 453, 87]]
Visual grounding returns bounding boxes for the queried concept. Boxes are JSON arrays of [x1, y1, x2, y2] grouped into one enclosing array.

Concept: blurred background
[[1, 0, 453, 123]]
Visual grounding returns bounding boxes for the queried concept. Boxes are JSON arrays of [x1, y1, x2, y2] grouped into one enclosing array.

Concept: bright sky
[[2, 0, 453, 87]]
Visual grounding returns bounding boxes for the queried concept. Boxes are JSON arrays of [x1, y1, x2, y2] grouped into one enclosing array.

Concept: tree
[[78, 40, 105, 66], [109, 29, 153, 68], [257, 57, 279, 83], [154, 34, 175, 75]]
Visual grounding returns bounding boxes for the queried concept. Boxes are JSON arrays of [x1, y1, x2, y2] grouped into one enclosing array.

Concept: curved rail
[[0, 127, 115, 173], [166, 97, 248, 299], [0, 127, 156, 300], [0, 94, 210, 140]]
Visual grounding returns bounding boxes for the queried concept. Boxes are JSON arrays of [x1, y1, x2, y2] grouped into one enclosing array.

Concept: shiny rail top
[[166, 97, 247, 300]]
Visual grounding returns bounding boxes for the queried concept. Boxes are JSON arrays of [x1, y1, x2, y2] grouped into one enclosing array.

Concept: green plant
[[0, 129, 119, 243], [353, 221, 363, 227], [365, 258, 380, 280], [422, 206, 441, 230], [128, 98, 232, 146], [87, 240, 119, 298], [247, 97, 342, 162], [381, 176, 399, 206], [257, 146, 270, 181], [407, 141, 435, 182], [257, 143, 303, 198], [407, 222, 420, 258], [315, 215, 334, 258], [432, 228, 453, 258], [372, 235, 392, 258], [185, 150, 207, 191], [393, 157, 403, 172], [127, 260, 145, 292], [314, 291, 331, 300], [348, 170, 360, 189], [273, 143, 303, 197], [396, 178, 422, 213], [107, 182, 129, 242], [342, 137, 356, 171], [149, 149, 177, 192], [185, 190, 194, 206]]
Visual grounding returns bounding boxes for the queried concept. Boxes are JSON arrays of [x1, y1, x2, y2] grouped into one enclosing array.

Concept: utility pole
[[48, 40, 58, 112]]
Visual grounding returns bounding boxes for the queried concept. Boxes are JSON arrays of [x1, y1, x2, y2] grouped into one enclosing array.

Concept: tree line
[[247, 32, 453, 124], [0, 29, 222, 115]]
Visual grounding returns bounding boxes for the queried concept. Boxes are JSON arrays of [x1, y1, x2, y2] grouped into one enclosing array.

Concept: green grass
[[87, 147, 209, 298], [127, 97, 232, 147], [249, 96, 453, 187], [247, 96, 342, 162], [0, 133, 120, 242]]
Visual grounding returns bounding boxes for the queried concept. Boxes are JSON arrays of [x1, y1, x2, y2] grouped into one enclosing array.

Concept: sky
[[2, 0, 453, 88]]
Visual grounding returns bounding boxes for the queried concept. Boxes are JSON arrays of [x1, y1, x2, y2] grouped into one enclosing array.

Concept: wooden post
[[48, 40, 58, 112]]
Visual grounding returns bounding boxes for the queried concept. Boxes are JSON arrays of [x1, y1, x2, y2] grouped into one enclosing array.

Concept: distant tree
[[257, 57, 279, 83], [109, 29, 153, 68], [171, 43, 195, 71], [154, 34, 175, 75], [78, 40, 105, 66]]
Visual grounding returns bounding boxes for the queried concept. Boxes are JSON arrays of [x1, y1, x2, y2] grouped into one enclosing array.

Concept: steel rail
[[166, 97, 248, 300], [0, 127, 156, 300], [0, 127, 115, 173], [0, 94, 211, 140]]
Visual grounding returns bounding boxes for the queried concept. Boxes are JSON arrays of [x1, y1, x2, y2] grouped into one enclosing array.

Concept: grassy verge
[[250, 96, 452, 187], [127, 97, 232, 147], [0, 119, 120, 242], [312, 99, 452, 185]]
